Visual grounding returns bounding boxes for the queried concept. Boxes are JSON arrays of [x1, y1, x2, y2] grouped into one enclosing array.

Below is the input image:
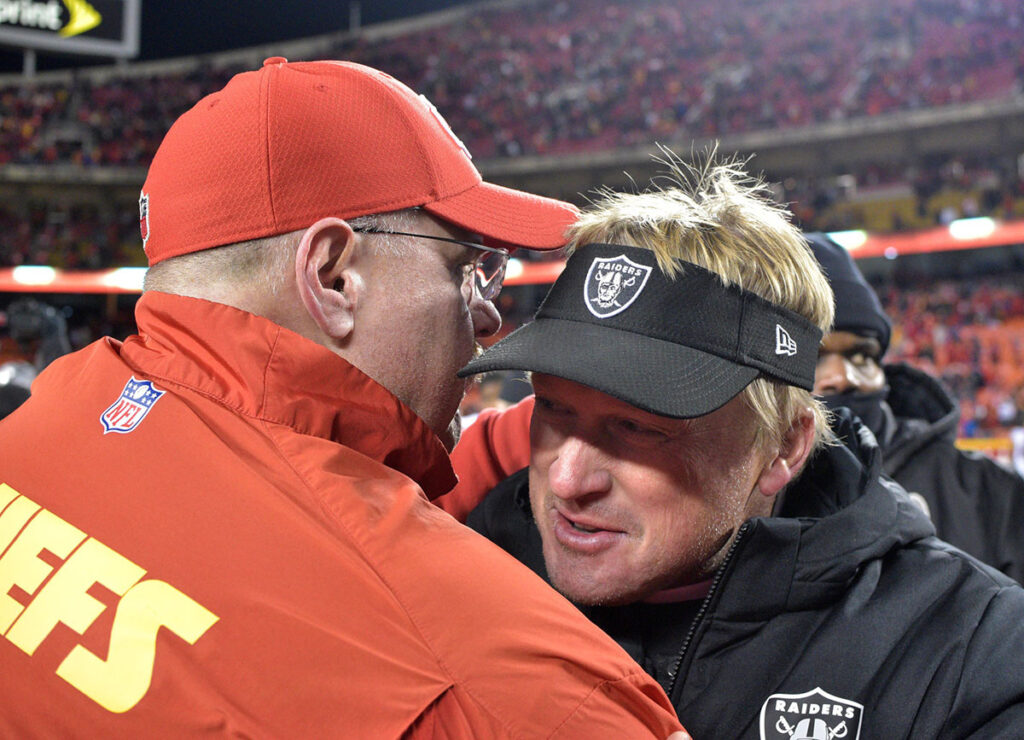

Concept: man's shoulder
[[468, 467, 531, 530], [466, 467, 550, 579], [868, 523, 1021, 604], [954, 444, 1024, 489]]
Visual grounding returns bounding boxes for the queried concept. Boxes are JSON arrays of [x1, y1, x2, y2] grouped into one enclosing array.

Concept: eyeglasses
[[351, 227, 509, 301]]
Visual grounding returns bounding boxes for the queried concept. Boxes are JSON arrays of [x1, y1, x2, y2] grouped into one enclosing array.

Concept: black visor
[[460, 243, 822, 418]]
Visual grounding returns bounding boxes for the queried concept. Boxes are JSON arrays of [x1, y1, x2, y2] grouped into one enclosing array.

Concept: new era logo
[[418, 93, 473, 161], [775, 324, 797, 356]]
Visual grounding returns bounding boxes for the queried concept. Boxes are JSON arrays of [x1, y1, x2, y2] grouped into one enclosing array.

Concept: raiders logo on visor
[[584, 254, 653, 318]]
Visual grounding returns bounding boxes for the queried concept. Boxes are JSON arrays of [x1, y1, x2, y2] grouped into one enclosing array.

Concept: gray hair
[[143, 208, 421, 298]]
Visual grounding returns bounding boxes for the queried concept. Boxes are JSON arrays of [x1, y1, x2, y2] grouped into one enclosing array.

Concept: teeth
[[570, 521, 598, 533]]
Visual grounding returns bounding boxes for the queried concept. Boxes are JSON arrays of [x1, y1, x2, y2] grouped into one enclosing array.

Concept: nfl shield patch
[[101, 377, 165, 434], [760, 687, 863, 740], [583, 254, 653, 318]]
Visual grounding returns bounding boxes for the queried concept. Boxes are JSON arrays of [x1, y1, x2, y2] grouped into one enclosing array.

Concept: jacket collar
[[121, 292, 457, 498]]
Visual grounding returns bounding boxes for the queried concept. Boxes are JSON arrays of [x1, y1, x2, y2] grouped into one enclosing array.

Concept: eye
[[848, 351, 875, 368], [612, 417, 670, 443], [534, 395, 568, 416]]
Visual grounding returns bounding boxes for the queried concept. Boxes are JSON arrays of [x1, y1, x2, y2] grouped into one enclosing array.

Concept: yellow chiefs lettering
[[0, 483, 218, 712]]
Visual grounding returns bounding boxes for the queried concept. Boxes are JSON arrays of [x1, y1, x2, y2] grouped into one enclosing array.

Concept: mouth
[[551, 509, 625, 553]]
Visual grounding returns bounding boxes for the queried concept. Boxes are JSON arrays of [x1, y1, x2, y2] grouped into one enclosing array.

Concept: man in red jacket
[[0, 58, 686, 738]]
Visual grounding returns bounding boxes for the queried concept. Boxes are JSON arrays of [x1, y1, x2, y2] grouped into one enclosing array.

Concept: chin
[[561, 586, 646, 608], [550, 571, 648, 607], [439, 415, 462, 452]]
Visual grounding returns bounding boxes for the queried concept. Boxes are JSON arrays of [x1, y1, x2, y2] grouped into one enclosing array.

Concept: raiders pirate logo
[[139, 191, 150, 251], [584, 254, 653, 318], [760, 687, 863, 740]]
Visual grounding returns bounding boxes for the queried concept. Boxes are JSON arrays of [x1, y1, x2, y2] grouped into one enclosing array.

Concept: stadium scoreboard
[[0, 0, 139, 59]]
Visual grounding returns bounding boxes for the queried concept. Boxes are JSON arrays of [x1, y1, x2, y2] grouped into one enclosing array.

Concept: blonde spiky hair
[[567, 147, 835, 454]]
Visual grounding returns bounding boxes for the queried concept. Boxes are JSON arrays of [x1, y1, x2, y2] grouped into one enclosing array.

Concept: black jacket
[[880, 362, 1024, 583], [468, 413, 1024, 738]]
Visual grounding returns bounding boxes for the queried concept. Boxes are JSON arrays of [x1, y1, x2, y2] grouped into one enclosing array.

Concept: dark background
[[0, 0, 485, 73]]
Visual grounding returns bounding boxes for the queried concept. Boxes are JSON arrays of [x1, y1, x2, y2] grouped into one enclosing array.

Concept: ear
[[756, 407, 816, 498], [294, 217, 359, 341]]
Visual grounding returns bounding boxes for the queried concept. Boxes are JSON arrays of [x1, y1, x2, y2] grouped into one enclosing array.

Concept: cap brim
[[459, 318, 760, 419], [424, 181, 578, 250]]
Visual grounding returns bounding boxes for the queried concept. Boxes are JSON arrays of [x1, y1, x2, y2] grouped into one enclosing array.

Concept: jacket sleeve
[[946, 584, 1024, 737], [435, 396, 533, 522]]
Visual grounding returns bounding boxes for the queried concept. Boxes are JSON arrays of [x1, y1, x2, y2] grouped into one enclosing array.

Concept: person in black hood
[[445, 156, 1024, 738], [807, 232, 1024, 583]]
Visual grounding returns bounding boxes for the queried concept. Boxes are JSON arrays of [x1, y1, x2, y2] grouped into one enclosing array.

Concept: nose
[[547, 436, 613, 502], [814, 351, 853, 395], [470, 293, 501, 338]]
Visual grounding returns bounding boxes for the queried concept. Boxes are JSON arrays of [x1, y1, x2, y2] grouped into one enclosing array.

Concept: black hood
[[881, 362, 960, 472]]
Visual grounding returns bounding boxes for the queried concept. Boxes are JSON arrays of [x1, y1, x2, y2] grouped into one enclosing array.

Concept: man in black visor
[[439, 155, 1024, 738]]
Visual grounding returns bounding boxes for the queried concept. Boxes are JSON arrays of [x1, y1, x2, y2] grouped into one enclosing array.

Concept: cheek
[[529, 418, 560, 459], [414, 294, 473, 349], [641, 449, 758, 538]]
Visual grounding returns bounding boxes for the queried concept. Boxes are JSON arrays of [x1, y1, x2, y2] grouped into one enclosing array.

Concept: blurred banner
[[0, 0, 139, 58]]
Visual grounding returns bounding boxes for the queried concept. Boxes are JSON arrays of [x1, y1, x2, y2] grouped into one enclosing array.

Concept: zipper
[[665, 521, 751, 702]]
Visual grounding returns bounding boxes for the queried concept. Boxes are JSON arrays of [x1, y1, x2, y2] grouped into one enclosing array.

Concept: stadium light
[[948, 217, 996, 241], [505, 257, 524, 281], [11, 265, 57, 285], [825, 230, 868, 251], [101, 267, 147, 291]]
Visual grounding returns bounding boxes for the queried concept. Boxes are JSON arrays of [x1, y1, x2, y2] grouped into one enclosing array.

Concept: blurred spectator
[[0, 298, 72, 418], [809, 233, 1024, 583], [0, 383, 30, 420], [5, 298, 72, 371], [459, 372, 511, 427]]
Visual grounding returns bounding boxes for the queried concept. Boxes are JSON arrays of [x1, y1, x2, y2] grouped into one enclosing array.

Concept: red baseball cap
[[140, 57, 578, 265]]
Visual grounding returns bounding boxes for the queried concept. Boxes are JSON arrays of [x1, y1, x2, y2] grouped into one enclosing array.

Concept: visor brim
[[459, 318, 760, 419]]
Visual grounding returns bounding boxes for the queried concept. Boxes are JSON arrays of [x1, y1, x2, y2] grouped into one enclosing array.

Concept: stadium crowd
[[882, 276, 1024, 437], [332, 0, 1024, 157], [1, 0, 1023, 166]]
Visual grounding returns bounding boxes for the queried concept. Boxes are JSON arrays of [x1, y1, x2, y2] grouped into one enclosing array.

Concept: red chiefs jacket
[[0, 293, 681, 738]]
